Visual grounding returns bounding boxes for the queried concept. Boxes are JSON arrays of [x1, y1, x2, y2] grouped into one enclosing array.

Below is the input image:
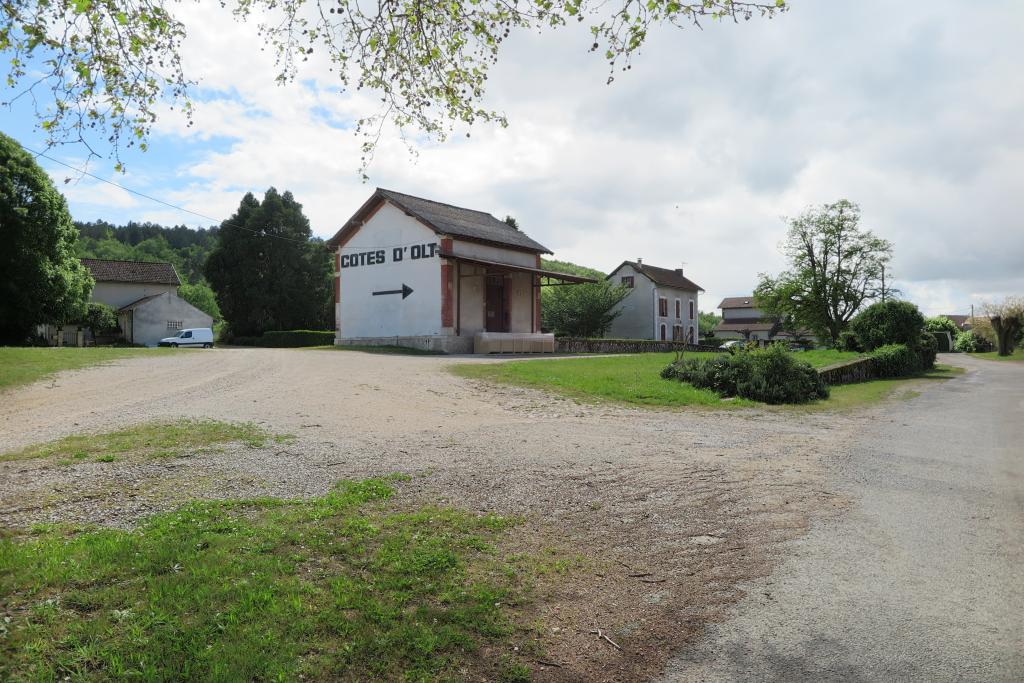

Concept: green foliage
[[755, 199, 894, 344], [0, 477, 537, 680], [918, 331, 938, 370], [79, 302, 120, 337], [837, 330, 863, 352], [232, 330, 335, 347], [850, 300, 926, 351], [177, 282, 222, 319], [0, 132, 94, 343], [983, 296, 1024, 356], [205, 189, 333, 337], [954, 330, 991, 353], [869, 344, 922, 378], [2, 1, 786, 170], [924, 316, 959, 336], [76, 220, 219, 285], [698, 311, 721, 336], [538, 261, 626, 337], [665, 344, 828, 405]]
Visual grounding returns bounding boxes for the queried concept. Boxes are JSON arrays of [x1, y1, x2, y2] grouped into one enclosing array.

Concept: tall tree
[[3, 1, 786, 169], [205, 188, 331, 337], [755, 200, 893, 345], [0, 131, 92, 343], [982, 297, 1024, 356]]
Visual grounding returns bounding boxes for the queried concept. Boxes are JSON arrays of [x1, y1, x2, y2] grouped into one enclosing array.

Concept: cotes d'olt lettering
[[339, 243, 439, 268]]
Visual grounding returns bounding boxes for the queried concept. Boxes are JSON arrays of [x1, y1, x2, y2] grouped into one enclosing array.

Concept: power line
[[17, 141, 446, 252]]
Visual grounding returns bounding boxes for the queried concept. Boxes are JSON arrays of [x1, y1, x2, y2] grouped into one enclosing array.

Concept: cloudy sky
[[5, 1, 1023, 315]]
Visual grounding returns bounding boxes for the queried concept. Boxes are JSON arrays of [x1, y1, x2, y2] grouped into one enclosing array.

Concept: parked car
[[159, 328, 215, 348], [721, 340, 744, 349]]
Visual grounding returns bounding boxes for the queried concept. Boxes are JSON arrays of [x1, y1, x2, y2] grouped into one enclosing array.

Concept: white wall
[[606, 264, 655, 339], [93, 281, 176, 309], [336, 202, 443, 339]]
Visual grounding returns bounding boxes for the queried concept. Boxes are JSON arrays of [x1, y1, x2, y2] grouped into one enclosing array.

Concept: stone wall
[[817, 357, 876, 385], [555, 338, 726, 354]]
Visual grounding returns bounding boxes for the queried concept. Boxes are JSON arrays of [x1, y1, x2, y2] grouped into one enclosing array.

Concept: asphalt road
[[664, 354, 1024, 682]]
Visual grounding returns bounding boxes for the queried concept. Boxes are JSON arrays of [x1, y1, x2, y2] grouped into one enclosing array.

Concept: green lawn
[[0, 476, 542, 681], [795, 364, 964, 411], [968, 348, 1024, 362], [0, 419, 290, 464], [0, 347, 173, 392], [453, 350, 861, 409]]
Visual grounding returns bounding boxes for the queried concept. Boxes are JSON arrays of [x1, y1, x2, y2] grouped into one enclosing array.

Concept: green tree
[[178, 283, 222, 320], [982, 297, 1024, 356], [542, 280, 629, 338], [924, 316, 959, 336], [698, 311, 721, 337], [849, 300, 925, 352], [205, 188, 332, 337], [80, 302, 120, 339], [755, 200, 893, 345], [3, 1, 786, 169], [0, 132, 93, 344]]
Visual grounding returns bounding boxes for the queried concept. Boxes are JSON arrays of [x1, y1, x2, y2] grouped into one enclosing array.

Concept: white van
[[158, 328, 215, 348]]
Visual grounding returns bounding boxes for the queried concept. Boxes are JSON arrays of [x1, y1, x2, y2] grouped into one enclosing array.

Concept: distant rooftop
[[80, 258, 181, 286]]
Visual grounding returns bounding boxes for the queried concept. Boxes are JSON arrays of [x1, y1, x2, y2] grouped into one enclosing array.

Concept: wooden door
[[485, 274, 508, 332]]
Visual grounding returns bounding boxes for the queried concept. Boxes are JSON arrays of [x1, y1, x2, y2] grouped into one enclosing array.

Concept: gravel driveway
[[3, 348, 1014, 681]]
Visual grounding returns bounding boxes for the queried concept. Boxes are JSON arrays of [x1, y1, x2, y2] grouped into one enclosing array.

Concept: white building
[[604, 260, 703, 341], [326, 189, 593, 353], [40, 259, 213, 347]]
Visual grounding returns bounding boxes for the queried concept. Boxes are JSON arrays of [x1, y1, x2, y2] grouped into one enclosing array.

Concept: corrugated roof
[[608, 261, 704, 292], [718, 296, 759, 309], [327, 189, 551, 253], [81, 258, 180, 286]]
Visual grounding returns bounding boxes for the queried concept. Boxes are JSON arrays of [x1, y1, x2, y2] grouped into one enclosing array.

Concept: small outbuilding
[[41, 259, 213, 347], [326, 189, 594, 353]]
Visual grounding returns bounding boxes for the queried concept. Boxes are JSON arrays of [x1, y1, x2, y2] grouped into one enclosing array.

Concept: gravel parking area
[[0, 348, 860, 680]]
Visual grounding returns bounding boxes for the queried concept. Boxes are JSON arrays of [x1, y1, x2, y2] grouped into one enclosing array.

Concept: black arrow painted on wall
[[372, 283, 414, 299]]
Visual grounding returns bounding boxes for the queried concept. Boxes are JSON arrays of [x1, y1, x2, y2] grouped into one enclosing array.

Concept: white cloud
[[40, 0, 1024, 317]]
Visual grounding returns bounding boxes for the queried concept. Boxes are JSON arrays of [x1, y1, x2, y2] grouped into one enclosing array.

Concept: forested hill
[[75, 220, 219, 285], [540, 258, 606, 280]]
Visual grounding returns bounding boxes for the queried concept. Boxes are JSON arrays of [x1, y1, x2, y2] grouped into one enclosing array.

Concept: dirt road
[[663, 353, 1024, 682]]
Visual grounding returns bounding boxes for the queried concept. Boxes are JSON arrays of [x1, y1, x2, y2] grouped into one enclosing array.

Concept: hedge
[[231, 330, 335, 347]]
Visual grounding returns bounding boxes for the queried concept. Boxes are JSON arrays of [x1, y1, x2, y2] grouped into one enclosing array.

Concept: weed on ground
[[0, 477, 542, 681]]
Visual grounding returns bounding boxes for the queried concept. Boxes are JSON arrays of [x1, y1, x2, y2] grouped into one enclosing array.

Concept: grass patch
[[0, 477, 541, 681], [309, 344, 447, 355], [453, 350, 858, 408], [0, 347, 174, 392], [968, 348, 1024, 362], [792, 364, 965, 411], [0, 419, 289, 463]]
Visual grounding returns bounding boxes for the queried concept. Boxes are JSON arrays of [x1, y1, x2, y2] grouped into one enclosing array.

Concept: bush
[[925, 316, 959, 336], [79, 302, 120, 337], [850, 301, 926, 351], [837, 330, 862, 352], [953, 330, 992, 353], [869, 344, 922, 378], [664, 344, 827, 404], [918, 332, 938, 370]]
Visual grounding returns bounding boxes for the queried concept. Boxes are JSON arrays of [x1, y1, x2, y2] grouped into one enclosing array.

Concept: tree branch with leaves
[[3, 0, 787, 172]]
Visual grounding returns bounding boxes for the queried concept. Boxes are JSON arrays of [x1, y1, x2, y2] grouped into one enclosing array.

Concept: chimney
[[675, 267, 684, 275], [637, 257, 643, 265]]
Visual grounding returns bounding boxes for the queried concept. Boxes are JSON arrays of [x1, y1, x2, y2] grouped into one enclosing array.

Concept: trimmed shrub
[[837, 330, 862, 352], [850, 301, 926, 351], [953, 330, 991, 353], [925, 316, 959, 336], [225, 330, 334, 347], [259, 330, 335, 347], [663, 344, 827, 404], [918, 332, 938, 370], [869, 344, 921, 378]]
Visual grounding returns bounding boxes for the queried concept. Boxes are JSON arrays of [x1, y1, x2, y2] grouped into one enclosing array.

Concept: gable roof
[[718, 296, 759, 309], [608, 261, 704, 292], [327, 188, 551, 254], [81, 258, 180, 286], [118, 293, 166, 312]]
